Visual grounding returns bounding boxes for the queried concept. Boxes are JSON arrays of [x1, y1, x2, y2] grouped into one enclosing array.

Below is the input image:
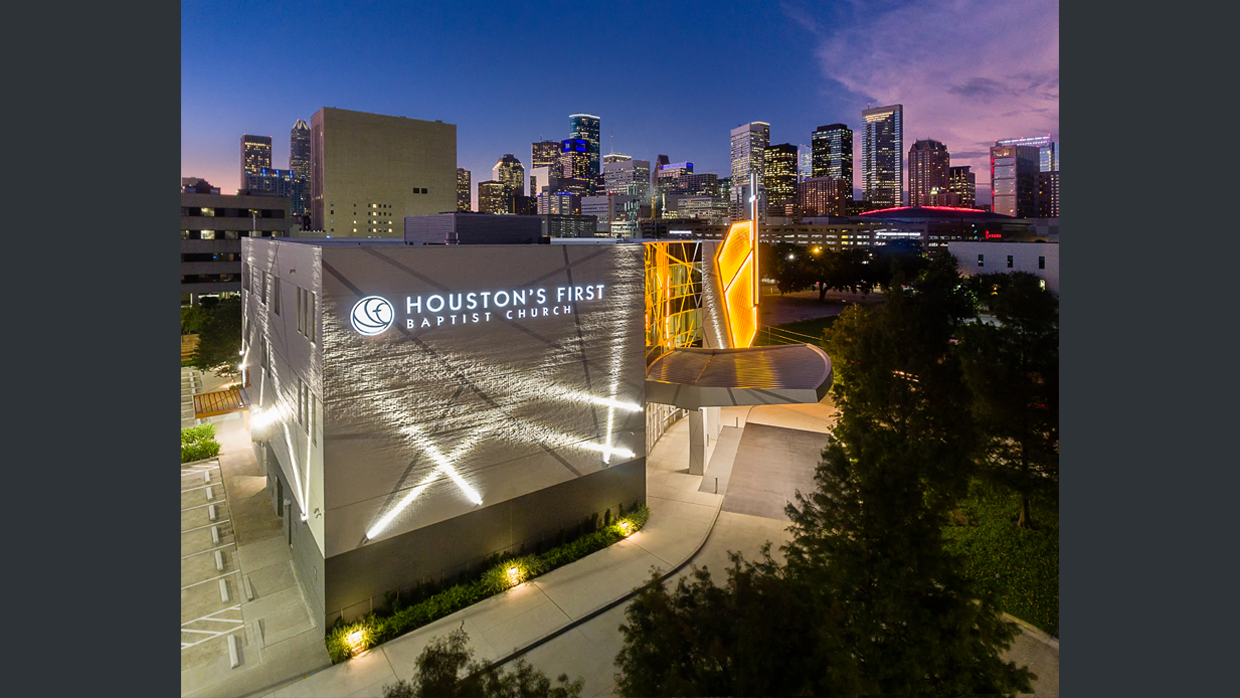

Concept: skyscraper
[[493, 154, 525, 196], [861, 104, 903, 208], [908, 139, 950, 208], [811, 124, 853, 187], [531, 140, 561, 172], [996, 135, 1058, 173], [310, 107, 456, 236], [477, 180, 512, 214], [730, 122, 770, 221], [949, 166, 977, 209], [289, 121, 311, 217], [457, 168, 471, 212], [1036, 171, 1059, 217], [568, 114, 601, 195], [990, 141, 1040, 218], [603, 158, 650, 198], [242, 134, 272, 186], [797, 177, 848, 217], [603, 153, 631, 165], [560, 140, 591, 181], [763, 143, 798, 216]]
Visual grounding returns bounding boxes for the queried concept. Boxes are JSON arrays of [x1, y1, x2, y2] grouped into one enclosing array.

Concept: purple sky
[[181, 1, 1058, 209]]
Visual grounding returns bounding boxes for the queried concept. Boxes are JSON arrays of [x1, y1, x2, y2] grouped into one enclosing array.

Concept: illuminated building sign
[[351, 285, 608, 335]]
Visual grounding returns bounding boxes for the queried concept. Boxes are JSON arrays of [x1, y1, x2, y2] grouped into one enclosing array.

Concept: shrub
[[325, 503, 652, 663], [181, 423, 217, 444], [181, 439, 221, 463]]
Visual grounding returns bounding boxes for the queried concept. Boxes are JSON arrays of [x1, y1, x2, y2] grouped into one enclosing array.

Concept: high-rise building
[[797, 177, 848, 217], [477, 180, 513, 215], [532, 140, 561, 173], [764, 143, 798, 217], [242, 134, 273, 186], [811, 124, 853, 187], [656, 162, 694, 195], [537, 191, 579, 216], [908, 139, 950, 208], [1036, 171, 1059, 218], [493, 154, 525, 196], [560, 139, 591, 181], [990, 142, 1040, 218], [457, 169, 471, 212], [798, 146, 813, 182], [289, 120, 311, 216], [243, 168, 307, 221], [568, 114, 601, 195], [996, 135, 1058, 173], [603, 153, 631, 165], [603, 159, 650, 198], [861, 105, 903, 208], [310, 107, 456, 236], [949, 166, 976, 209], [730, 122, 770, 220]]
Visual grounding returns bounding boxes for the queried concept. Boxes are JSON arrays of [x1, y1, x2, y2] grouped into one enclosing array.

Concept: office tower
[[477, 180, 513, 214], [656, 162, 694, 194], [241, 134, 273, 186], [797, 177, 848, 217], [568, 114, 601, 194], [861, 104, 903, 208], [560, 139, 590, 180], [289, 120, 311, 216], [908, 139, 950, 207], [242, 168, 308, 222], [996, 135, 1058, 172], [532, 140, 561, 173], [990, 141, 1040, 218], [537, 191, 579, 216], [457, 169, 471, 212], [603, 153, 631, 165], [949, 166, 976, 208], [493, 154, 525, 196], [811, 124, 853, 186], [1036, 171, 1059, 217], [603, 158, 650, 198], [310, 107, 456, 236], [763, 143, 798, 216], [730, 122, 770, 220]]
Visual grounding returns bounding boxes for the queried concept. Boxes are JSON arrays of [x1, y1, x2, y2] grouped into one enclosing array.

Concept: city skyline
[[181, 0, 1057, 210]]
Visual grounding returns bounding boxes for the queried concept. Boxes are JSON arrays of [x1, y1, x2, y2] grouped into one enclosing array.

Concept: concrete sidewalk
[[251, 410, 733, 698]]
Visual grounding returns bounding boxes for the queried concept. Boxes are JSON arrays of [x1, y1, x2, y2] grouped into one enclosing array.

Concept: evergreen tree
[[189, 296, 243, 375]]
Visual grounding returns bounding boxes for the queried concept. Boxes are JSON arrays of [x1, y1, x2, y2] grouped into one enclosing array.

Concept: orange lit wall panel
[[716, 221, 758, 348]]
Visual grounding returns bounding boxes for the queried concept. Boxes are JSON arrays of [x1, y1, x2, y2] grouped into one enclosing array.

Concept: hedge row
[[326, 503, 650, 663], [942, 483, 1059, 636]]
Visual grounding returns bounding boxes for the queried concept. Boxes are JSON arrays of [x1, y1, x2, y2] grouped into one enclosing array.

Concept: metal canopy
[[645, 344, 833, 410]]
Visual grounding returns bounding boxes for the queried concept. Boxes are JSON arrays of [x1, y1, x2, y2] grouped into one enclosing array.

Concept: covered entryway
[[645, 344, 833, 475]]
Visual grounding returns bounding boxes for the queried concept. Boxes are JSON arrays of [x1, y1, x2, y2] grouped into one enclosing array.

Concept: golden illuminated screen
[[716, 221, 758, 348], [644, 242, 703, 362]]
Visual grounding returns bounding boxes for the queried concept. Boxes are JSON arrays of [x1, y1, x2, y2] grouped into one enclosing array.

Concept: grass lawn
[[754, 315, 839, 346], [942, 482, 1059, 636]]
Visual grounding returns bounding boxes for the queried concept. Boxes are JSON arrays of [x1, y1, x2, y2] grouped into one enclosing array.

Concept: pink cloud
[[811, 0, 1058, 191]]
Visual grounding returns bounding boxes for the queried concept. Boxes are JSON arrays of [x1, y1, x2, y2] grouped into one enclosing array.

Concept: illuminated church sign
[[351, 285, 607, 336]]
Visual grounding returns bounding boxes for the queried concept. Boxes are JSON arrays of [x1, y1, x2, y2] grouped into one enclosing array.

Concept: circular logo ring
[[350, 295, 395, 336]]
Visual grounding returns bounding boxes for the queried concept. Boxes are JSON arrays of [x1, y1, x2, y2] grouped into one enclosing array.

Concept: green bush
[[181, 423, 217, 444], [942, 483, 1059, 636], [326, 503, 651, 663], [181, 439, 221, 463]]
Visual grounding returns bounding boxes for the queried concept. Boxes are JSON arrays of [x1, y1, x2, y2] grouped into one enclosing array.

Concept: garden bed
[[326, 503, 651, 663], [181, 423, 221, 463]]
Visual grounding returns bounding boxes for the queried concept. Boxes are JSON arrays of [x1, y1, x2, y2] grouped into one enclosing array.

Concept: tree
[[782, 253, 1033, 696], [189, 296, 243, 375], [957, 272, 1059, 528], [762, 242, 813, 295], [614, 555, 843, 697], [383, 626, 584, 698]]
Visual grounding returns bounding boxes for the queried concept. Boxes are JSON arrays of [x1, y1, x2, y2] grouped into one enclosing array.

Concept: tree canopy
[[957, 272, 1060, 528], [188, 296, 242, 375], [383, 626, 584, 698]]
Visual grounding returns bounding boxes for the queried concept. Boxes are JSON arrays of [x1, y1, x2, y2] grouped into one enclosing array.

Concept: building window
[[1038, 255, 1046, 269], [261, 271, 269, 304], [273, 277, 281, 315], [1007, 255, 1014, 269], [298, 379, 307, 426], [977, 254, 984, 267]]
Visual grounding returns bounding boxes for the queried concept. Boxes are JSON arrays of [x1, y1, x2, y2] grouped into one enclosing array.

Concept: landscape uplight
[[618, 521, 633, 536], [507, 566, 521, 586], [346, 629, 366, 654]]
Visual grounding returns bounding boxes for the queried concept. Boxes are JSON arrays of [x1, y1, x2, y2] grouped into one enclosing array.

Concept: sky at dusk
[[181, 0, 1058, 209]]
